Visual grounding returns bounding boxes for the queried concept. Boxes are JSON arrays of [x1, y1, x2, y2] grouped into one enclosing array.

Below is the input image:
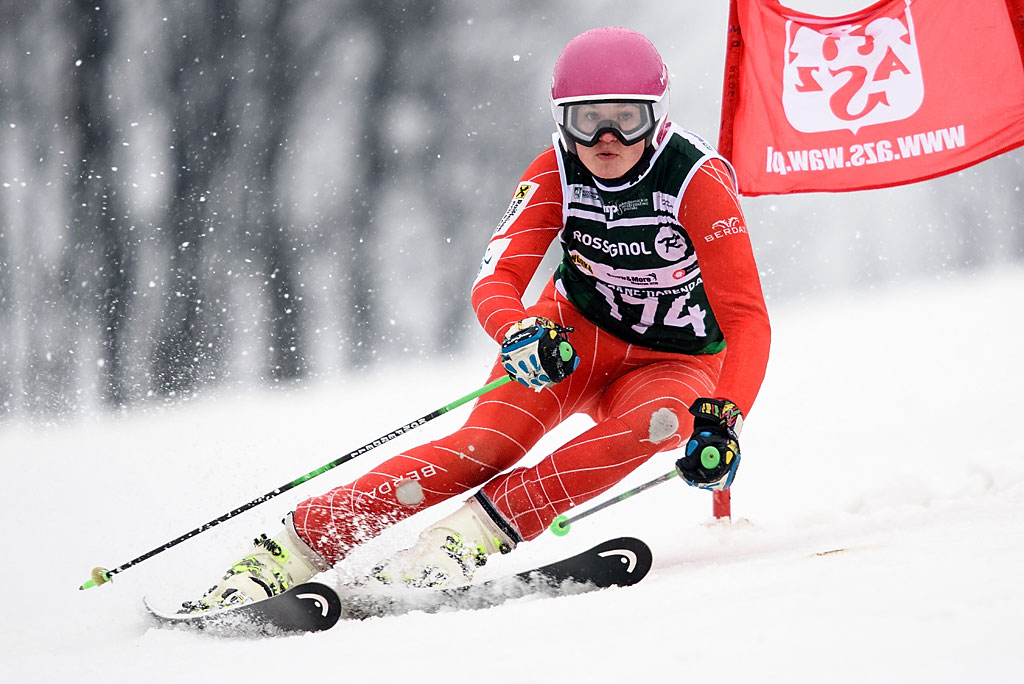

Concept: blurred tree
[[66, 0, 136, 407], [150, 0, 242, 396], [0, 3, 19, 416], [340, 0, 444, 369], [236, 0, 337, 381], [3, 2, 89, 414]]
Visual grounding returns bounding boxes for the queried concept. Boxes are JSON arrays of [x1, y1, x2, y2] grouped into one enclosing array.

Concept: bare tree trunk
[[342, 1, 442, 369], [66, 0, 136, 407], [243, 0, 311, 381], [151, 0, 240, 396]]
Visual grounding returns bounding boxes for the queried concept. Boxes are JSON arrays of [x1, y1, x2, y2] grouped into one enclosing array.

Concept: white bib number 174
[[595, 283, 707, 336]]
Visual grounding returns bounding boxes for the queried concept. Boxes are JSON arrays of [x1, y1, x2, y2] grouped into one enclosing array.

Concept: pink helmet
[[550, 27, 670, 152]]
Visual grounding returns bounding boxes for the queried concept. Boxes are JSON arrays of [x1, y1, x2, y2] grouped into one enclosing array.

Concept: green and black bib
[[553, 125, 732, 355]]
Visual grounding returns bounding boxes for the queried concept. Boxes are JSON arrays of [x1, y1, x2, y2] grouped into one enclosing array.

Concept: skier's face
[[575, 131, 646, 180]]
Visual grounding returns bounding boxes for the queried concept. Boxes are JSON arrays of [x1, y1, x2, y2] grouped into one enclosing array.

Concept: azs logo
[[782, 4, 923, 134]]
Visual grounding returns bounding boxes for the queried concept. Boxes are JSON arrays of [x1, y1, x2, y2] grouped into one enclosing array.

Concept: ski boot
[[181, 513, 330, 613], [373, 495, 519, 588]]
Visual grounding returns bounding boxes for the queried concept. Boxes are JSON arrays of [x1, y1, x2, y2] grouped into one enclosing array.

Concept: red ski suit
[[294, 144, 770, 564]]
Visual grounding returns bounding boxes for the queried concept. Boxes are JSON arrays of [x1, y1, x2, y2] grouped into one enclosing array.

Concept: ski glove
[[675, 398, 743, 491], [500, 317, 579, 391]]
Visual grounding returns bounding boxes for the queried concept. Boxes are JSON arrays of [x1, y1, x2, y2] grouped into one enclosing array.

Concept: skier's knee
[[395, 478, 425, 506], [647, 407, 679, 443]]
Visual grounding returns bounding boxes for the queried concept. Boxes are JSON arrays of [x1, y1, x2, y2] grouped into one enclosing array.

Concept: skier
[[185, 26, 770, 611]]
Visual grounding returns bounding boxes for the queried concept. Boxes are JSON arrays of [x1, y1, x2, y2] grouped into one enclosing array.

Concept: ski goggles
[[561, 100, 656, 147]]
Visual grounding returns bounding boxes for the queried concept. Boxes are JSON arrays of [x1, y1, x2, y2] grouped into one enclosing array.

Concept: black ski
[[145, 536, 651, 635], [340, 535, 651, 620], [144, 581, 343, 636]]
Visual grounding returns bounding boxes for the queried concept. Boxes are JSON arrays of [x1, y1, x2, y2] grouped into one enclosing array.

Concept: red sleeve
[[471, 148, 564, 342], [679, 158, 771, 416]]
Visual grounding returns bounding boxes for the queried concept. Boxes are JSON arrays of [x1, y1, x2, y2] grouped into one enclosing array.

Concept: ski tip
[[145, 582, 344, 634], [79, 567, 112, 590], [549, 515, 571, 536], [591, 537, 653, 586]]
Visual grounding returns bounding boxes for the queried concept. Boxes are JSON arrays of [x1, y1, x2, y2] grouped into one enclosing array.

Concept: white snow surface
[[6, 268, 1024, 683]]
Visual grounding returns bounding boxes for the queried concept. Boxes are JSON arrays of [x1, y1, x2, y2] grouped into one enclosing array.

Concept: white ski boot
[[182, 513, 330, 613], [374, 497, 518, 588]]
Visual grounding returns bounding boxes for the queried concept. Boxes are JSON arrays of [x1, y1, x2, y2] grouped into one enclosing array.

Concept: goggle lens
[[563, 101, 655, 147]]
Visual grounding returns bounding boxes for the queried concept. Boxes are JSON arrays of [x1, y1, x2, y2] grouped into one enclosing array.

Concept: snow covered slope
[[5, 267, 1023, 683]]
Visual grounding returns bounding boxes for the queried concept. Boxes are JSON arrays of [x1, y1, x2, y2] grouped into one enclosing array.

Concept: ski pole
[[549, 469, 679, 536], [80, 375, 512, 590]]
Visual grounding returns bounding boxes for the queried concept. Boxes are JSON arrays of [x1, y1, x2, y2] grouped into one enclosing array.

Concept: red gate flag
[[718, 0, 1024, 195]]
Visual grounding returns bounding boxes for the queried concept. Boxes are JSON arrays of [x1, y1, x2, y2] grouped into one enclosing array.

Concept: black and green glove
[[675, 398, 743, 491]]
